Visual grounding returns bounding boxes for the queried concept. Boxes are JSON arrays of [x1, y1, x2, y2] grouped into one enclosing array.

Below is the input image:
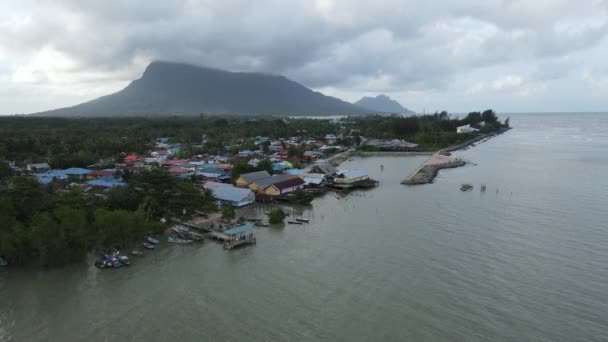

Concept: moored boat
[[118, 256, 130, 265], [143, 242, 155, 249], [287, 220, 303, 225], [460, 183, 473, 191], [254, 222, 268, 227], [168, 236, 194, 244], [0, 257, 7, 267], [295, 218, 309, 223], [146, 236, 160, 244], [131, 250, 144, 256]]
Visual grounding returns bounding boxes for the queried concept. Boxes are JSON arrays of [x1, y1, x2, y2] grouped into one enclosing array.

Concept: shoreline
[[403, 127, 511, 185]]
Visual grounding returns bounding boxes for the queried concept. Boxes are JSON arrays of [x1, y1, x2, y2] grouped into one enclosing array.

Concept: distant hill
[[354, 94, 414, 114], [34, 62, 370, 117]]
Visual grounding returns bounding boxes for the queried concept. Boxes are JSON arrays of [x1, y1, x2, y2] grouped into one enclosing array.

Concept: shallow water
[[1, 113, 608, 341]]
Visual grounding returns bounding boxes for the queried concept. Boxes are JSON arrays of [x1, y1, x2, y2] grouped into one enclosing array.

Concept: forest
[[0, 168, 215, 266], [0, 110, 506, 167]]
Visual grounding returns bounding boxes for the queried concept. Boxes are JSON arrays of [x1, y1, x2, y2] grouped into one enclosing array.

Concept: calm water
[[2, 113, 608, 341]]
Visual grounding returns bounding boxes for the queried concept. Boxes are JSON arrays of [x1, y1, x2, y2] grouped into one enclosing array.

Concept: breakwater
[[401, 152, 466, 185]]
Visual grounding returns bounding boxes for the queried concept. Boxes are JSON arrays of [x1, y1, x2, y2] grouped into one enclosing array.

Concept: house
[[303, 150, 323, 159], [27, 162, 50, 172], [457, 124, 479, 134], [168, 167, 191, 179], [123, 155, 142, 164], [325, 134, 337, 143], [62, 168, 92, 179], [248, 174, 294, 192], [235, 170, 271, 188], [86, 176, 126, 188], [284, 169, 325, 186], [311, 160, 338, 176], [334, 169, 369, 184], [204, 182, 255, 207], [261, 177, 305, 196], [88, 169, 117, 178], [195, 168, 230, 181]]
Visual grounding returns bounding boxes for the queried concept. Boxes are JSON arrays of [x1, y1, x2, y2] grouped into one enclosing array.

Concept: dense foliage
[[267, 208, 286, 224], [343, 109, 508, 149], [0, 168, 215, 267], [0, 116, 340, 166]]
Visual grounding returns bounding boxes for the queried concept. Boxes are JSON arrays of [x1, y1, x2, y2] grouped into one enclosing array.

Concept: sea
[[1, 113, 607, 341]]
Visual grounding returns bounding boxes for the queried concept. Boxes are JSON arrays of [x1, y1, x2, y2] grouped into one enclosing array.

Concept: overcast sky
[[1, 0, 608, 114]]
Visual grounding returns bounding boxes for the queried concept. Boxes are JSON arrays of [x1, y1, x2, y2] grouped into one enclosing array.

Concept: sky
[[1, 0, 608, 114]]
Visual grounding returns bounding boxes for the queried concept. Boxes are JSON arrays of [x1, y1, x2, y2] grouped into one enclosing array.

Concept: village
[[7, 130, 420, 266], [0, 112, 509, 269]]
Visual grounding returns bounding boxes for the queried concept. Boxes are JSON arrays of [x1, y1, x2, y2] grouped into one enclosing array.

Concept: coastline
[[403, 127, 511, 185]]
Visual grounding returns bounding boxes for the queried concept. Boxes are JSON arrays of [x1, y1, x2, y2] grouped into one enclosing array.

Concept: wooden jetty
[[224, 236, 256, 250], [207, 231, 232, 242]]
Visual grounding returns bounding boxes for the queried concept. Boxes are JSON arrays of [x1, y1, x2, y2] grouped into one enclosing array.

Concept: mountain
[[354, 94, 414, 114], [34, 62, 371, 117]]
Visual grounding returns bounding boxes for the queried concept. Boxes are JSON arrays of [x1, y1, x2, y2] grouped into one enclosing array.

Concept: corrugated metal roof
[[337, 168, 368, 179], [253, 174, 294, 188], [86, 177, 126, 188], [205, 183, 254, 203], [62, 168, 92, 175], [240, 171, 271, 183], [224, 224, 255, 236], [271, 177, 305, 190]]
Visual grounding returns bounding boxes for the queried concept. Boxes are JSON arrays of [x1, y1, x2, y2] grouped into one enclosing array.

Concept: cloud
[[1, 0, 608, 113]]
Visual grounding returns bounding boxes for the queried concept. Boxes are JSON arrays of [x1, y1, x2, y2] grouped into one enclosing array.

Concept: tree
[[230, 159, 255, 182], [0, 161, 13, 180], [481, 109, 498, 124], [171, 181, 214, 216], [222, 204, 236, 219], [294, 190, 313, 205], [267, 208, 286, 224], [256, 158, 274, 175]]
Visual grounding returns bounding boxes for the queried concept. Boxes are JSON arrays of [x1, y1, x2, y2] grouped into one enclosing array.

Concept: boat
[[109, 257, 124, 268], [287, 220, 303, 225], [295, 218, 309, 223], [131, 250, 144, 256], [118, 255, 130, 265], [254, 222, 268, 227], [168, 236, 194, 244], [146, 236, 160, 244], [0, 257, 7, 267], [94, 260, 106, 268], [246, 218, 262, 222], [143, 242, 155, 249], [460, 183, 473, 191]]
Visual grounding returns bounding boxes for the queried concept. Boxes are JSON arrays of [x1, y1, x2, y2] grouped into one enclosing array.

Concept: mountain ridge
[[354, 94, 414, 114], [33, 61, 371, 117]]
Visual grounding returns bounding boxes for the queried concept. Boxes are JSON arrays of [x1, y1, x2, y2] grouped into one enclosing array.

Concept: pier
[[402, 152, 466, 185]]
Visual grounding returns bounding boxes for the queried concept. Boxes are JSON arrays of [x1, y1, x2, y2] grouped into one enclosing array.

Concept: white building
[[456, 124, 479, 134]]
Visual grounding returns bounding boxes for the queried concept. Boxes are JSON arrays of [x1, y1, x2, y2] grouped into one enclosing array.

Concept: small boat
[[94, 260, 106, 269], [109, 257, 124, 268], [287, 220, 303, 225], [295, 218, 309, 223], [146, 236, 160, 244], [131, 250, 144, 256], [254, 222, 268, 227], [168, 236, 194, 244], [143, 242, 155, 249], [118, 255, 130, 265], [460, 183, 473, 191], [247, 218, 262, 222], [0, 257, 7, 267]]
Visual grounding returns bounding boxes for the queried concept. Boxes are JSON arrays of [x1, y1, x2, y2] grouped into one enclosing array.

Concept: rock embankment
[[402, 152, 466, 185]]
